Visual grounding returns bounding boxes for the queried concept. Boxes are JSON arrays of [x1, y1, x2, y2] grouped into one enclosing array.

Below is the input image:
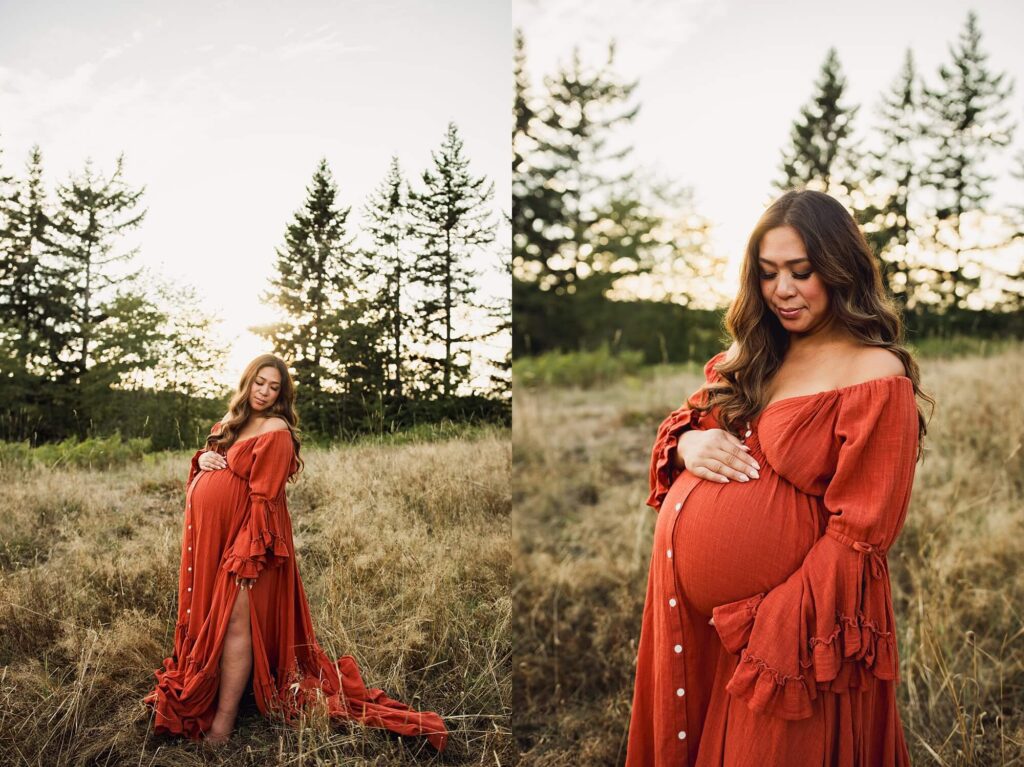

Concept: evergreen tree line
[[253, 121, 509, 437], [776, 11, 1023, 320], [513, 12, 1024, 359], [0, 122, 509, 447], [0, 144, 225, 446]]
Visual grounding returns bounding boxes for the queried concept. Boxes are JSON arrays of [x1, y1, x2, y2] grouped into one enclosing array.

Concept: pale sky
[[0, 0, 510, 388], [515, 0, 1024, 300]]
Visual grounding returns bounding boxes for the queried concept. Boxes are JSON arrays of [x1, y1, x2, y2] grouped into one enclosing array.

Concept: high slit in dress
[[626, 352, 917, 766], [143, 422, 448, 750]]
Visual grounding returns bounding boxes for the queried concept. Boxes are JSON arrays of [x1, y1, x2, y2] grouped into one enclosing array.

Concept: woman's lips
[[778, 307, 803, 319]]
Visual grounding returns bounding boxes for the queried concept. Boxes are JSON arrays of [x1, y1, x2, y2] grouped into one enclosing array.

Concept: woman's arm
[[220, 429, 294, 584]]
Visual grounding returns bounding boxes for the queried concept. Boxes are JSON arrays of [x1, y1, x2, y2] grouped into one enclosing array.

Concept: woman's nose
[[775, 276, 797, 297]]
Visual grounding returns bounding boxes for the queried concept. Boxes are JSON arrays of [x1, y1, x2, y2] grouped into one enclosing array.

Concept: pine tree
[[512, 29, 565, 294], [861, 50, 926, 307], [361, 156, 410, 398], [513, 28, 534, 183], [253, 159, 366, 430], [776, 47, 863, 201], [920, 10, 1016, 312], [51, 154, 146, 384], [0, 138, 14, 238], [0, 145, 58, 373], [408, 122, 495, 398], [149, 280, 224, 401], [480, 214, 511, 398], [1005, 150, 1024, 311], [516, 42, 641, 296]]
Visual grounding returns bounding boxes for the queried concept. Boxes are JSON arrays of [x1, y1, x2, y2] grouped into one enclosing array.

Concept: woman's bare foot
[[203, 710, 237, 745], [203, 728, 231, 746]]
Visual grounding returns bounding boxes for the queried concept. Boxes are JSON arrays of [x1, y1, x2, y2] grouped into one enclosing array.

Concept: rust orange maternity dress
[[143, 422, 448, 750], [626, 351, 917, 766]]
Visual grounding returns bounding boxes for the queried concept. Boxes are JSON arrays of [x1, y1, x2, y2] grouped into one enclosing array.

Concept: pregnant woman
[[143, 353, 447, 751], [626, 190, 932, 766]]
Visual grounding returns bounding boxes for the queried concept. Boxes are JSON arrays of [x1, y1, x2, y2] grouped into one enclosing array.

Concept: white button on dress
[[674, 644, 682, 654], [667, 549, 673, 559], [676, 688, 685, 697], [669, 598, 677, 607], [675, 502, 682, 511], [678, 731, 686, 740]]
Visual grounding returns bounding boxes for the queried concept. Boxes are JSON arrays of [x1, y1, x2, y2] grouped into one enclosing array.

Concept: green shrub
[[909, 334, 1022, 359], [513, 345, 646, 389], [0, 432, 151, 470]]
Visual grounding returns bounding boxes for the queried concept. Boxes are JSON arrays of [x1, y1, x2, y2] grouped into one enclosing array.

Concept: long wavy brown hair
[[204, 353, 304, 480], [689, 189, 933, 460]]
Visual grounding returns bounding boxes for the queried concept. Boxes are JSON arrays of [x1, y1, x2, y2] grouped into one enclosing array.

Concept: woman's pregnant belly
[[663, 465, 825, 616], [188, 467, 248, 529]]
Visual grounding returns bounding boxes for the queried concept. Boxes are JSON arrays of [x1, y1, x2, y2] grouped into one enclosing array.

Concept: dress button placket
[[664, 498, 689, 760], [185, 499, 194, 618]]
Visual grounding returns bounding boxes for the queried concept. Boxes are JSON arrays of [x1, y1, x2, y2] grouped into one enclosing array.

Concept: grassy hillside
[[0, 427, 511, 766], [513, 346, 1024, 765]]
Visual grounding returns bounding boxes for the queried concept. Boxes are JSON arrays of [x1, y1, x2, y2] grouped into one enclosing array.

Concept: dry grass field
[[0, 426, 511, 766], [513, 346, 1024, 766]]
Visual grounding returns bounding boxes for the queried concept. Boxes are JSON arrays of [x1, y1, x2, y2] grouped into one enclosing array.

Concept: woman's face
[[249, 365, 282, 412], [757, 225, 831, 335]]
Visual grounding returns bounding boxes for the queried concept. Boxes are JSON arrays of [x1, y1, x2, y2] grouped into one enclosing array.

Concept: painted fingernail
[[750, 470, 759, 479], [739, 474, 749, 482]]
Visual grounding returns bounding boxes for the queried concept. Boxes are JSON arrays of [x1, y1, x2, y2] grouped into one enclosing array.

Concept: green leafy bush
[[513, 345, 646, 389], [0, 432, 150, 470]]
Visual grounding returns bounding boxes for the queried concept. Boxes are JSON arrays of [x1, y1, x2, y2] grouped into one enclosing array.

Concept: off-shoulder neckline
[[213, 422, 291, 449], [759, 374, 913, 418]]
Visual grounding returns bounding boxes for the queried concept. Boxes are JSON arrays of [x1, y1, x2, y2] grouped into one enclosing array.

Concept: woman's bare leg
[[205, 587, 252, 742]]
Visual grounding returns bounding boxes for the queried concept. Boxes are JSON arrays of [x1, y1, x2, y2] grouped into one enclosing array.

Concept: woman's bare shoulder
[[839, 346, 907, 387], [258, 416, 290, 434]]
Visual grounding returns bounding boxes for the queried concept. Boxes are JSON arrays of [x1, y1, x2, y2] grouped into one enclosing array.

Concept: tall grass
[[0, 426, 511, 766], [513, 347, 1024, 765]]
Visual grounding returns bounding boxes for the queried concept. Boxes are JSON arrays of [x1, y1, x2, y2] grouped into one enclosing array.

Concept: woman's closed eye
[[759, 271, 812, 280]]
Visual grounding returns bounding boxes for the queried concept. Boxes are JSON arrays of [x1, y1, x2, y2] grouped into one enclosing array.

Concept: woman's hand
[[198, 450, 228, 471], [235, 576, 256, 591], [676, 428, 760, 483]]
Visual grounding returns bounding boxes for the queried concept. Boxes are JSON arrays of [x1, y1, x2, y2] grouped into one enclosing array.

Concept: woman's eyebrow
[[758, 256, 811, 265]]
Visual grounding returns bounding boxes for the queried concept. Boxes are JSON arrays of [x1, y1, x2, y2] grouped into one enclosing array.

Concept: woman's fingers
[[689, 446, 761, 484], [200, 450, 228, 470], [705, 452, 753, 482], [720, 434, 760, 473], [714, 445, 759, 479], [692, 464, 730, 484]]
